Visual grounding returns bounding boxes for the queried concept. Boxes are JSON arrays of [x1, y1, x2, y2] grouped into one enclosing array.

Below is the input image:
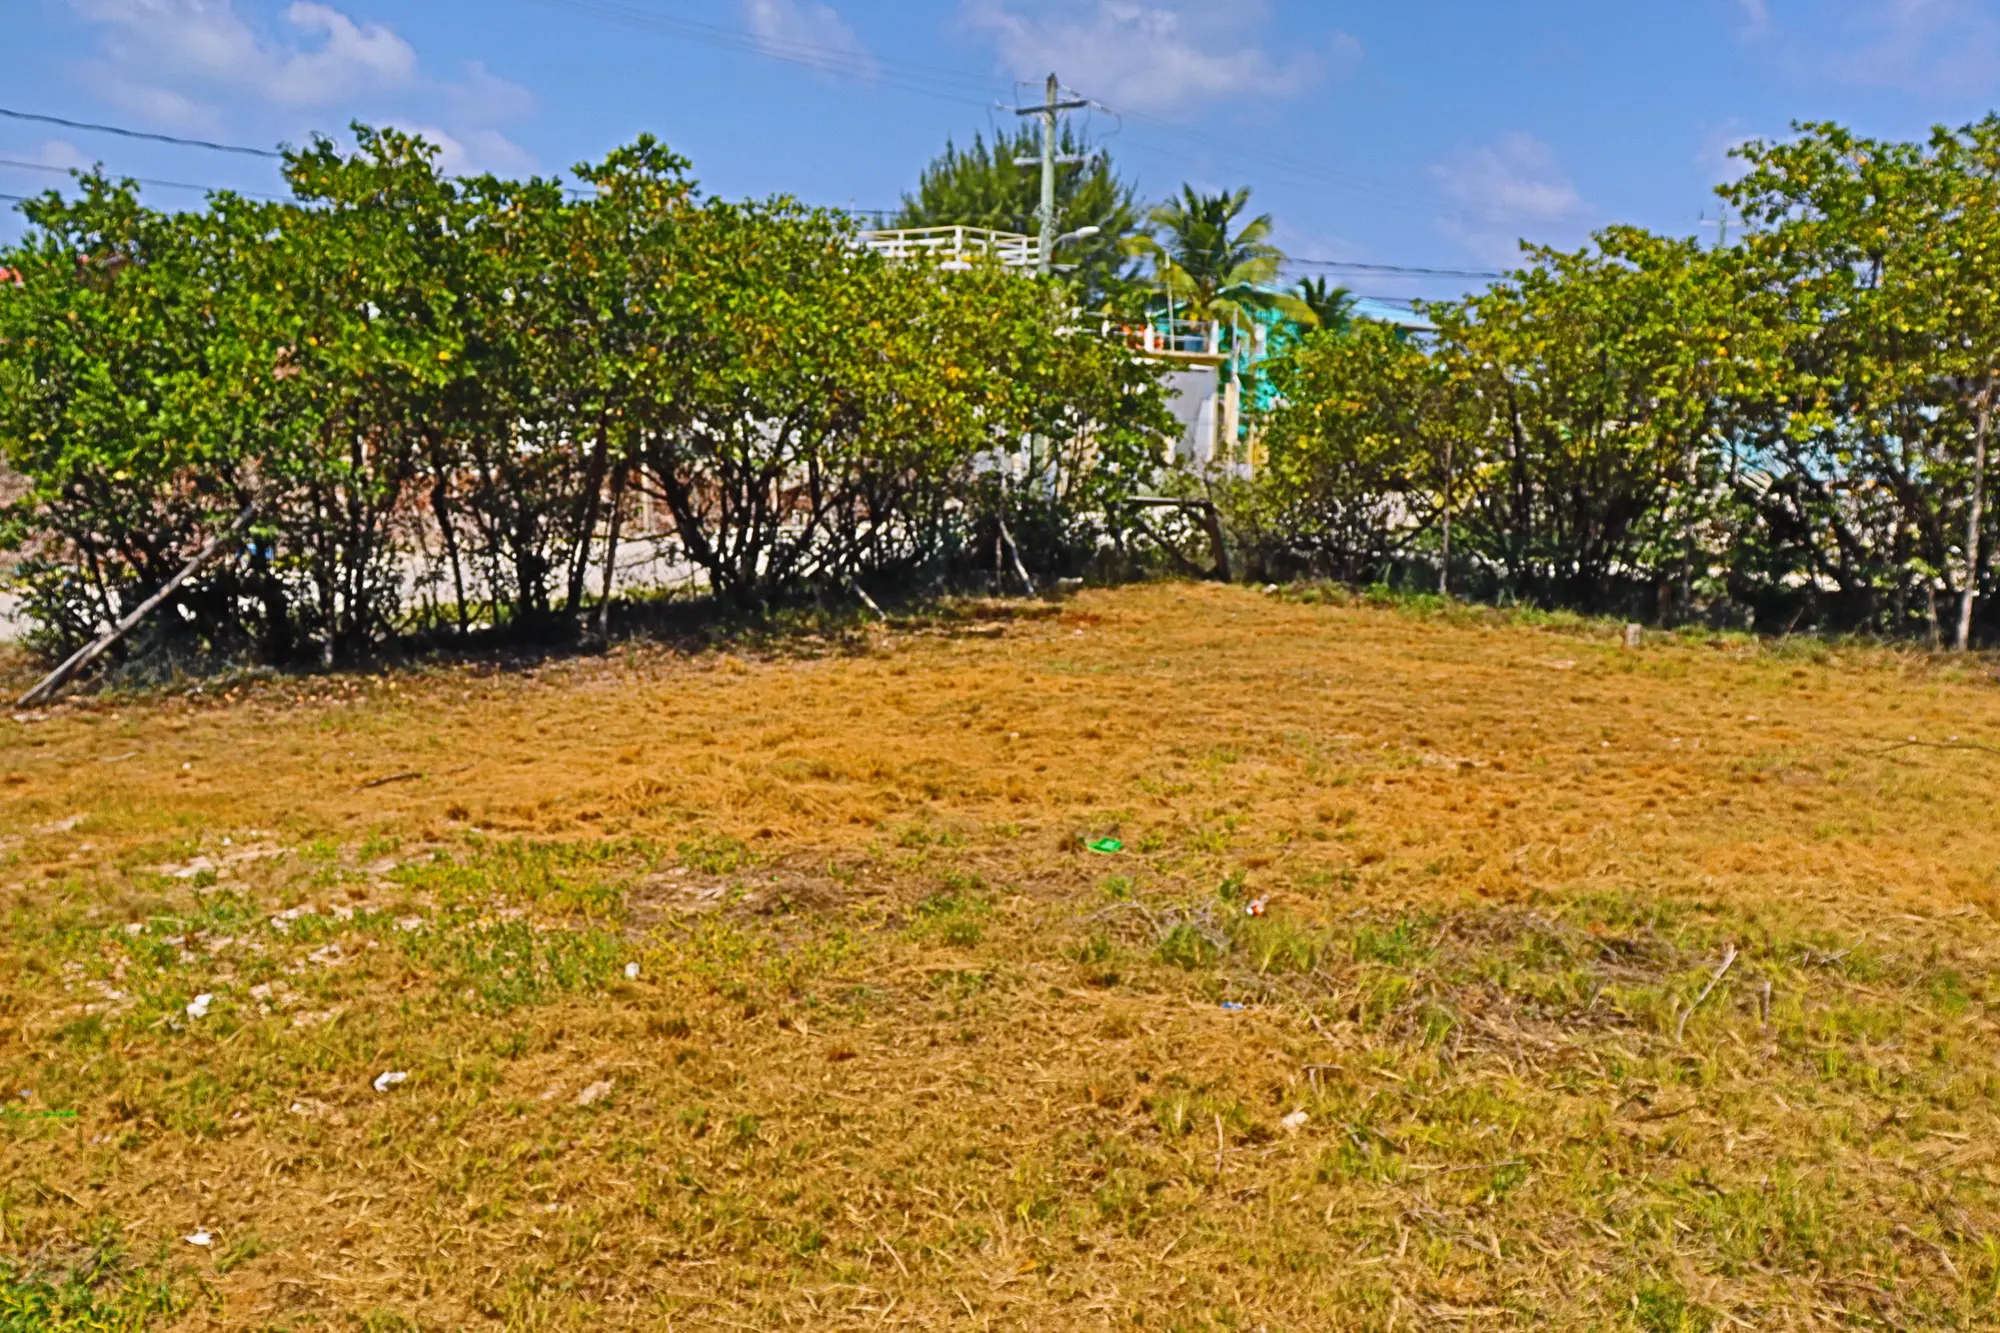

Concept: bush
[[0, 127, 1177, 673]]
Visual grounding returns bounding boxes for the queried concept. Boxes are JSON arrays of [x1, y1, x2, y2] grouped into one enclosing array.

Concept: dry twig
[[1675, 942, 1739, 1044]]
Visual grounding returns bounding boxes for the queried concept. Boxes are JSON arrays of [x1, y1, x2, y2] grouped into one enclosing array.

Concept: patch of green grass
[[911, 875, 991, 947], [390, 839, 632, 917], [395, 913, 623, 1012], [1236, 915, 1327, 974], [1156, 921, 1225, 971], [0, 1242, 190, 1333], [678, 833, 752, 876], [1629, 1277, 1717, 1333], [1349, 916, 1433, 967]]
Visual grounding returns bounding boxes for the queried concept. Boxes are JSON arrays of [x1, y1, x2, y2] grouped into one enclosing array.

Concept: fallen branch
[[1674, 942, 1738, 1045], [359, 772, 423, 790], [18, 499, 260, 708]]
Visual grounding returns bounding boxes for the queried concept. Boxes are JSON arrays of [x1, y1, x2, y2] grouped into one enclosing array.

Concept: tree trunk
[[1956, 389, 1992, 652], [429, 445, 469, 636], [567, 418, 611, 615], [1438, 435, 1455, 597], [595, 462, 627, 640]]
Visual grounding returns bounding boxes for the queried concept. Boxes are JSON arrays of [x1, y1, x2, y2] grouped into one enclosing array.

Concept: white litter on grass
[[124, 923, 143, 936], [185, 993, 213, 1020], [575, 1080, 613, 1107], [183, 1230, 212, 1247], [269, 904, 317, 933], [624, 962, 641, 980], [1280, 1110, 1309, 1134], [373, 1070, 408, 1093]]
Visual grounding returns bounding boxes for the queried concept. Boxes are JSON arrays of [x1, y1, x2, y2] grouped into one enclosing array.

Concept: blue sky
[[8, 0, 2000, 302]]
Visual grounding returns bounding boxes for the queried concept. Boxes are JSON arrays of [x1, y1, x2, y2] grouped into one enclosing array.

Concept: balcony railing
[[857, 226, 1036, 271], [1108, 318, 1222, 359]]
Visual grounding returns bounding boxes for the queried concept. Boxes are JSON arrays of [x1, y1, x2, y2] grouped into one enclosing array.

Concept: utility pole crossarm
[[1017, 74, 1089, 274]]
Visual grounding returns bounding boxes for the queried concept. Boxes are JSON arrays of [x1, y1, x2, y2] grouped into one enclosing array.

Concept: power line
[[1096, 104, 1469, 221], [0, 155, 287, 201], [519, 0, 1002, 107], [0, 107, 283, 159], [1287, 258, 1506, 280], [515, 0, 1482, 224]]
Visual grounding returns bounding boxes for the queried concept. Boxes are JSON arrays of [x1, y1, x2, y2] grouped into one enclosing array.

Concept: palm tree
[[1134, 186, 1315, 327], [1294, 276, 1357, 334]]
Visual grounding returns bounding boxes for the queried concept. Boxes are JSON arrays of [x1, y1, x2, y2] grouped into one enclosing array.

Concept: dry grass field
[[6, 581, 2000, 1330]]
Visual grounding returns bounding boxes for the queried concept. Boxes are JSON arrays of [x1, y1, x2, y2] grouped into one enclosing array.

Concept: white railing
[[1105, 318, 1221, 358], [858, 225, 1037, 271]]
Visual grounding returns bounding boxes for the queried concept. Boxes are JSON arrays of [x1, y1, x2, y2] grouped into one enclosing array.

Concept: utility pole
[[1038, 73, 1058, 273], [1015, 73, 1088, 274]]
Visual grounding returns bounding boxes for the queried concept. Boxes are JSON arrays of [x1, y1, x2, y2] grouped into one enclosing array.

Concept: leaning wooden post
[[996, 512, 1037, 597], [17, 498, 260, 708]]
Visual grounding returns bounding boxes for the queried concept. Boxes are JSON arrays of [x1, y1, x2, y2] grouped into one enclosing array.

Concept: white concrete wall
[[1159, 366, 1220, 467]]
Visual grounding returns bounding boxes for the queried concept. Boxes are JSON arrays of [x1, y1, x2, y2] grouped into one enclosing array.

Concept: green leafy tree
[[894, 124, 1141, 305], [1254, 321, 1449, 582], [0, 124, 1177, 673], [1719, 120, 2000, 643]]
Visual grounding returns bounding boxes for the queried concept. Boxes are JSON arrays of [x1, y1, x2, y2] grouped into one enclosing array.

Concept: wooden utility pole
[[1015, 73, 1088, 274]]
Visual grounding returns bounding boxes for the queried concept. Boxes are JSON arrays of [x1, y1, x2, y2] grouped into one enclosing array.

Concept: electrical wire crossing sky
[[6, 0, 2000, 301]]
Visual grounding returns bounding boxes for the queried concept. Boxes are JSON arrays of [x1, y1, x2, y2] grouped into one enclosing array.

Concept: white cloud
[[1429, 132, 1588, 266], [70, 0, 416, 109], [82, 75, 223, 133], [64, 1, 539, 176], [1737, 0, 2000, 95], [1694, 121, 1760, 187], [741, 0, 876, 73], [445, 60, 537, 126], [33, 140, 98, 174], [1326, 30, 1366, 81], [960, 0, 1356, 114], [384, 122, 536, 178]]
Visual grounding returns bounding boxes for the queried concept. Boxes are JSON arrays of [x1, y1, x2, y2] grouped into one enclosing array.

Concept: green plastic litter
[[1084, 837, 1124, 854]]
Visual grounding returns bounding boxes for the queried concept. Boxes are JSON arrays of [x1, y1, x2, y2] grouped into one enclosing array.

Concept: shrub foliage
[[0, 127, 1174, 668], [1249, 118, 2000, 645]]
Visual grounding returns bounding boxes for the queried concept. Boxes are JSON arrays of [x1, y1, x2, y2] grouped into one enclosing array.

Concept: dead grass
[[5, 581, 2000, 1329]]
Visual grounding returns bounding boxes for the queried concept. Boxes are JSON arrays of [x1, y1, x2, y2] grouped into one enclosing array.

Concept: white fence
[[857, 226, 1037, 271]]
